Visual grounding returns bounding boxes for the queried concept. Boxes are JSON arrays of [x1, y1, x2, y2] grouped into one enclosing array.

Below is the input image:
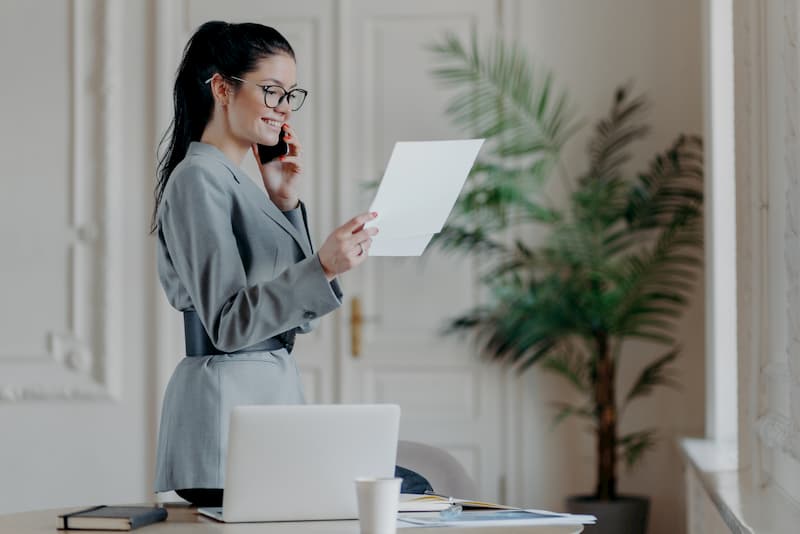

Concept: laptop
[[198, 403, 401, 523]]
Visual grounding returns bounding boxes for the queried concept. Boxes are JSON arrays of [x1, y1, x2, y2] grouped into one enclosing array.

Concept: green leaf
[[541, 349, 590, 392], [624, 348, 681, 405], [432, 225, 507, 256], [618, 429, 658, 470], [550, 401, 594, 429], [427, 32, 578, 159]]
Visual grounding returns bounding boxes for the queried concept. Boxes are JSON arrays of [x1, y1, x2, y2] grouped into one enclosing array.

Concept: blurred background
[[1, 1, 798, 534]]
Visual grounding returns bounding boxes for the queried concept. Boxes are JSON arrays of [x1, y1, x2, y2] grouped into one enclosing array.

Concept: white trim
[[704, 0, 739, 444], [781, 0, 800, 468], [151, 0, 184, 504], [99, 0, 124, 399], [0, 0, 124, 403], [732, 0, 769, 478], [153, 0, 184, 410]]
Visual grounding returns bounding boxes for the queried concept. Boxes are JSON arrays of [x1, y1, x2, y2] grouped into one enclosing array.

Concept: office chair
[[396, 440, 479, 498]]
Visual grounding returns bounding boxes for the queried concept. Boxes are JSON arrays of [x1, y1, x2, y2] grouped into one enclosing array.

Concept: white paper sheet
[[365, 139, 484, 256], [368, 234, 433, 257], [397, 508, 596, 528]]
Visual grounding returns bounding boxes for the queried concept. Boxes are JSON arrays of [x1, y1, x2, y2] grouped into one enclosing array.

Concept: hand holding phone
[[252, 125, 303, 210]]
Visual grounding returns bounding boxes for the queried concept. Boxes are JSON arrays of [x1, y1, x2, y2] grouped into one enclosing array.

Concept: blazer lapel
[[186, 141, 313, 258], [259, 200, 313, 258]]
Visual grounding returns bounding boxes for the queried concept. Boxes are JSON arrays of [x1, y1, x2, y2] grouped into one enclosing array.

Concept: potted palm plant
[[427, 33, 703, 534]]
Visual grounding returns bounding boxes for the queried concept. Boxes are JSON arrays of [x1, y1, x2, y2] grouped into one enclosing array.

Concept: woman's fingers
[[355, 237, 373, 256], [348, 227, 378, 248], [342, 212, 378, 235], [282, 124, 301, 156], [318, 213, 379, 279], [285, 137, 301, 157], [277, 155, 302, 174]]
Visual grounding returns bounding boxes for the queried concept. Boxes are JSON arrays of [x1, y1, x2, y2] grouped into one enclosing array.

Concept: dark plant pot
[[565, 495, 650, 534]]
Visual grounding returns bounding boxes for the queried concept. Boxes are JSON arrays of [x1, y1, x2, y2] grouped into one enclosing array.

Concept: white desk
[[1, 502, 583, 533]]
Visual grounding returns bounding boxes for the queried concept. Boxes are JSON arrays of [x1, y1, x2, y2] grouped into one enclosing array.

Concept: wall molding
[[779, 0, 800, 465], [736, 0, 800, 474], [0, 0, 124, 402], [755, 413, 800, 457]]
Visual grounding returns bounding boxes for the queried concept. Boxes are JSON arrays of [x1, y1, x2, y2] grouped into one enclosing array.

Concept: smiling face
[[227, 53, 297, 147]]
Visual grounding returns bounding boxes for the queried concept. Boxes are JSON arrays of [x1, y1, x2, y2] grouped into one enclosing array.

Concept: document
[[398, 493, 450, 512], [398, 508, 597, 528], [365, 139, 485, 256]]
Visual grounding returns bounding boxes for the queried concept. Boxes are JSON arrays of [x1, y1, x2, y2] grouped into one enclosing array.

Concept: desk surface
[[1, 502, 583, 533]]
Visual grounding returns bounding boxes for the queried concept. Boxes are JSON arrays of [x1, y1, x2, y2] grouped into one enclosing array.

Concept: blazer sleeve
[[282, 202, 344, 334], [159, 164, 342, 352]]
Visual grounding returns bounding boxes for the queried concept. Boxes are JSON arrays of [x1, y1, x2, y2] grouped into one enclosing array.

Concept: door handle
[[350, 297, 363, 357]]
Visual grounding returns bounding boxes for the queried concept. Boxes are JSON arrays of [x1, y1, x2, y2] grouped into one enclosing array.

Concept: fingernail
[[279, 155, 286, 161]]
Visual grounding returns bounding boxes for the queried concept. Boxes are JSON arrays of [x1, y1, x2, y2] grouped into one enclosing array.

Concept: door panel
[[337, 0, 504, 500]]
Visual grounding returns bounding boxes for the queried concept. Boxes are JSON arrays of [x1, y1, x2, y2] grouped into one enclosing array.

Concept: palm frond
[[624, 348, 681, 406], [541, 346, 591, 393], [618, 429, 658, 470], [625, 135, 704, 230], [585, 86, 650, 186], [607, 216, 703, 339], [550, 401, 594, 429], [432, 225, 508, 256], [428, 32, 578, 159]]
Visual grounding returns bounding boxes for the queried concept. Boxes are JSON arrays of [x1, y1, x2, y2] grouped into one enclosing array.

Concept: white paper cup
[[354, 477, 402, 534]]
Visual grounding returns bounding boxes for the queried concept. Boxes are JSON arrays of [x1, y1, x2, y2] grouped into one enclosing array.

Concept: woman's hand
[[251, 123, 303, 211], [318, 212, 379, 281]]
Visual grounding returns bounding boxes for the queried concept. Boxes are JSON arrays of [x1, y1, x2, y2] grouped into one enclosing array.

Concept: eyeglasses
[[204, 74, 308, 111]]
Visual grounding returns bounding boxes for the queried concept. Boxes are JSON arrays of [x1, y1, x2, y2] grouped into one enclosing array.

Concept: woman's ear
[[208, 74, 230, 106]]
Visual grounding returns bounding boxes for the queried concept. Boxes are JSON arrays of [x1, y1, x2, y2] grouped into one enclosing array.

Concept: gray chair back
[[396, 440, 479, 498]]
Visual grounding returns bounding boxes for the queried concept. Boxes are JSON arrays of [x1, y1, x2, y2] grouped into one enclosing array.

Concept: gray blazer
[[153, 141, 343, 492], [157, 141, 343, 349]]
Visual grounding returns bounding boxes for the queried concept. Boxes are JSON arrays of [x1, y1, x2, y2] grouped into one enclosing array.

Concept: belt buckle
[[280, 331, 295, 353]]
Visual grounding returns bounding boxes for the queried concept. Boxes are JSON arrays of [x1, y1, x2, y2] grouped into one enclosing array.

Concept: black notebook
[[58, 505, 168, 531]]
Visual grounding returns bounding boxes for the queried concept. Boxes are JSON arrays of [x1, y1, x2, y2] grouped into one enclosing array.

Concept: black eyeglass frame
[[204, 74, 308, 111]]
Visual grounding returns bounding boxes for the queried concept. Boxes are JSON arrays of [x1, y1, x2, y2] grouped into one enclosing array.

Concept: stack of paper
[[365, 139, 485, 256], [399, 493, 516, 512], [398, 508, 597, 528], [397, 493, 596, 528]]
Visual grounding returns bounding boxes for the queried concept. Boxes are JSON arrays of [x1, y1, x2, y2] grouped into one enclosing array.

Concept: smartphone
[[257, 129, 290, 164]]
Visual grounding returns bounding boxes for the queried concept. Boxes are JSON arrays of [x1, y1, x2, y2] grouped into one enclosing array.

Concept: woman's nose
[[275, 96, 292, 114]]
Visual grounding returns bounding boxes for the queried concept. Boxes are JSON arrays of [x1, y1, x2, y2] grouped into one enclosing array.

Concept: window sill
[[680, 438, 800, 534]]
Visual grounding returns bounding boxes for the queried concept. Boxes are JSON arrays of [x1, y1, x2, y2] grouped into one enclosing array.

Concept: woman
[[151, 21, 383, 506]]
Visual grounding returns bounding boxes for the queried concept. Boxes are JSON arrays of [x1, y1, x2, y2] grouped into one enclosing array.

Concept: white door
[[160, 0, 508, 502], [336, 0, 506, 501]]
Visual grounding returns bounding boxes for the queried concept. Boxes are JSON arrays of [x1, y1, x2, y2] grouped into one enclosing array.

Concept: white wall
[[0, 2, 705, 530], [0, 0, 155, 513], [503, 2, 705, 534]]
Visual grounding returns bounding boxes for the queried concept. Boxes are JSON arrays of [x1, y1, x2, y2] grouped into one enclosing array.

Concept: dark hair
[[151, 21, 295, 232]]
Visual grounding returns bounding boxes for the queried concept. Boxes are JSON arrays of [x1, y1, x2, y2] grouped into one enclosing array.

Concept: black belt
[[183, 311, 296, 356]]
